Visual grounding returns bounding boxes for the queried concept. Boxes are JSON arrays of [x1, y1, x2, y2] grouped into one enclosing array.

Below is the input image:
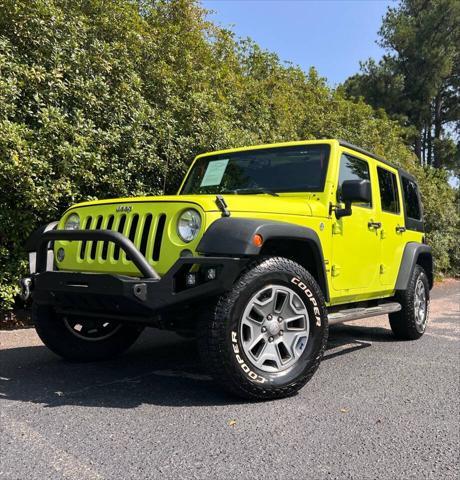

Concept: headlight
[[177, 209, 201, 242], [64, 213, 80, 230]]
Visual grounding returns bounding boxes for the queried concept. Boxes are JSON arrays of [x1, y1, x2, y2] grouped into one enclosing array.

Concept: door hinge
[[332, 223, 342, 235], [380, 229, 386, 239], [380, 264, 386, 274], [331, 265, 340, 277]]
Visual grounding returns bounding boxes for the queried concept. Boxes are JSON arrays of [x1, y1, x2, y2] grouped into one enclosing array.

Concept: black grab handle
[[368, 221, 382, 229], [36, 230, 160, 279]]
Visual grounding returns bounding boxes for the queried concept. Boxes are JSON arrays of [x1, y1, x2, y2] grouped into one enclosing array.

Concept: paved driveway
[[1, 280, 459, 480]]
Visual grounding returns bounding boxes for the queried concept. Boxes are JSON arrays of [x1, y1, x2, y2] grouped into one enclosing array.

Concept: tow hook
[[19, 277, 33, 301]]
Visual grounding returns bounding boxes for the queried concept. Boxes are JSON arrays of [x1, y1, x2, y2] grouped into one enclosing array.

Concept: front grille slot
[[101, 215, 114, 260], [139, 214, 153, 257], [79, 216, 93, 259], [113, 214, 127, 261], [128, 214, 139, 243], [153, 214, 166, 261], [90, 216, 103, 259], [126, 214, 139, 261]]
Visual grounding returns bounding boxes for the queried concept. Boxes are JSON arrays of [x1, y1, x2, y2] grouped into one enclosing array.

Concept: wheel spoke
[[253, 342, 279, 369], [253, 287, 275, 308], [245, 305, 266, 325], [273, 289, 288, 314], [280, 330, 298, 354], [281, 327, 297, 340], [277, 340, 292, 362], [284, 314, 306, 331], [247, 332, 266, 353]]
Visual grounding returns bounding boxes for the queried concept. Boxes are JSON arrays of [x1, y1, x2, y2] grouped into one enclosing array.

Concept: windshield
[[180, 144, 330, 195]]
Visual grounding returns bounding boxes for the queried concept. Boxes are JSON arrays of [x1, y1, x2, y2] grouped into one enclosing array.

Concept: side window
[[377, 167, 400, 214], [402, 177, 422, 220], [337, 154, 371, 207]]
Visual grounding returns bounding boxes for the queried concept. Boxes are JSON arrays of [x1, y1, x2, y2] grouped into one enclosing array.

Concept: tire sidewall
[[219, 263, 328, 389], [412, 267, 430, 334]]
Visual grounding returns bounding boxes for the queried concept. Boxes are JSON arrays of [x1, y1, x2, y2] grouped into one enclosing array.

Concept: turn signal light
[[252, 234, 263, 247]]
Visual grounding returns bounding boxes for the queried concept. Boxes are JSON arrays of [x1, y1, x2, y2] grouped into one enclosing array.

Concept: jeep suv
[[22, 139, 432, 400]]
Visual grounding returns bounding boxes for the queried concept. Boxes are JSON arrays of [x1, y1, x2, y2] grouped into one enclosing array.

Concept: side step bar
[[328, 302, 401, 325]]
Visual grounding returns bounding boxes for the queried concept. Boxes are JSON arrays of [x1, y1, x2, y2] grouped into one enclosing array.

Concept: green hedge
[[0, 0, 458, 312]]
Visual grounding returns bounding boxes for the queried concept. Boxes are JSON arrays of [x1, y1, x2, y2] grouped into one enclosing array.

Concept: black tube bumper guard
[[29, 230, 249, 323]]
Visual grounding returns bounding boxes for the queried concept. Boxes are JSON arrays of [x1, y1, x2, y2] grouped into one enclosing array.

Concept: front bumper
[[26, 229, 248, 323]]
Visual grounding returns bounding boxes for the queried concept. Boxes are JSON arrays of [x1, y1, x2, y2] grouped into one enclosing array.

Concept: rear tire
[[33, 304, 143, 362], [198, 257, 328, 401], [389, 265, 430, 340]]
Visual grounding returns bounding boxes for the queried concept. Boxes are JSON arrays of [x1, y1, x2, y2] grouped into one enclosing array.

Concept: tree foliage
[[343, 0, 460, 171], [0, 0, 458, 311]]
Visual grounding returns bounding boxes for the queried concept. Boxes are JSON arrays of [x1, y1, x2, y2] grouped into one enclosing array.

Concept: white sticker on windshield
[[200, 159, 229, 187]]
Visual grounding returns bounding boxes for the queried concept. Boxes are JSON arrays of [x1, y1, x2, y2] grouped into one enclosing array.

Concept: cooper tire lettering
[[291, 276, 322, 326], [231, 331, 266, 384]]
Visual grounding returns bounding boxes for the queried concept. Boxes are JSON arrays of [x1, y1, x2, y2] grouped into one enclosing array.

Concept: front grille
[[78, 212, 167, 263]]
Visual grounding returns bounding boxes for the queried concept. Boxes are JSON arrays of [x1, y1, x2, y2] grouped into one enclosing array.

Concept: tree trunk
[[433, 93, 442, 168], [422, 126, 427, 165], [427, 122, 432, 166], [414, 133, 422, 163]]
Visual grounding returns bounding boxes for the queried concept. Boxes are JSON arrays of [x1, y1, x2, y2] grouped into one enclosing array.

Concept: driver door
[[331, 153, 381, 292]]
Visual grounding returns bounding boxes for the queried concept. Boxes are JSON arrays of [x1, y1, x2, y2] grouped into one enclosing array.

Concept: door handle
[[395, 225, 406, 233], [368, 221, 382, 229]]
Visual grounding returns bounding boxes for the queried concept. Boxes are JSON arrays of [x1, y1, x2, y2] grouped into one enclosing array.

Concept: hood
[[68, 193, 328, 218]]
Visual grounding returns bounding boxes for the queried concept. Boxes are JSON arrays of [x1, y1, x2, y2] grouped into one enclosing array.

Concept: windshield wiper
[[231, 188, 279, 197]]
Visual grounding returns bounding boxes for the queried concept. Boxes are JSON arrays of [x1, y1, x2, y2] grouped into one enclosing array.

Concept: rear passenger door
[[376, 165, 405, 286]]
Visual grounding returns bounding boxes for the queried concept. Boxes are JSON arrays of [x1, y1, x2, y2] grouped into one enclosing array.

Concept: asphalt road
[[1, 280, 459, 480]]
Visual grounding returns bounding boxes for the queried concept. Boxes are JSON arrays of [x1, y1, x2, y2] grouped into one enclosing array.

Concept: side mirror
[[342, 179, 371, 203], [336, 179, 371, 219]]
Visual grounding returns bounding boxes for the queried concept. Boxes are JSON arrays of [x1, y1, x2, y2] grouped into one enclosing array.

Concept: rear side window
[[377, 167, 400, 214], [402, 177, 422, 220], [337, 154, 371, 207]]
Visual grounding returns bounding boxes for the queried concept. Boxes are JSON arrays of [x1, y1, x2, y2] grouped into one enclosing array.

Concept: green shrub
[[0, 0, 458, 312]]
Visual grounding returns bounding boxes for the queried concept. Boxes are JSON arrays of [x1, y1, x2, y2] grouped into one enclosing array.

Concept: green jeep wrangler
[[21, 139, 432, 400]]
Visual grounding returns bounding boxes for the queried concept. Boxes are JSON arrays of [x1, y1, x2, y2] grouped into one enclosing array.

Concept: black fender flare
[[197, 217, 329, 301], [395, 242, 433, 291]]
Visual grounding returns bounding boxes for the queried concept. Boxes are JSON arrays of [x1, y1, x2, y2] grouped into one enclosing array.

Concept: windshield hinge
[[215, 195, 230, 217]]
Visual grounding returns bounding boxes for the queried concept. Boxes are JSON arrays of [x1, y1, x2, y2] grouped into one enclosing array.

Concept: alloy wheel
[[240, 285, 310, 373]]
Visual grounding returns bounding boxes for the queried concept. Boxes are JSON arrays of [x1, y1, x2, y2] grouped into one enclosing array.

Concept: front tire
[[198, 257, 328, 400], [389, 265, 430, 340], [33, 304, 143, 362]]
